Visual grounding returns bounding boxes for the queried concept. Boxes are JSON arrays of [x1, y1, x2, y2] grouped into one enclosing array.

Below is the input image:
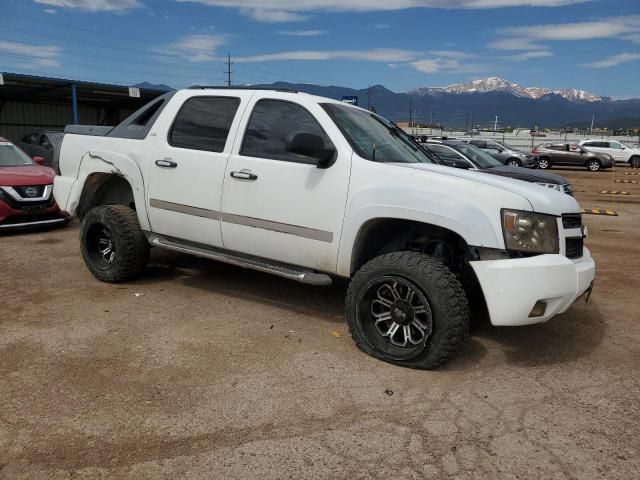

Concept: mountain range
[[409, 77, 603, 103], [251, 78, 639, 129]]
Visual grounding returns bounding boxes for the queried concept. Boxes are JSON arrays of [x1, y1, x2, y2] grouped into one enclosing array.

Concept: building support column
[[71, 83, 78, 124]]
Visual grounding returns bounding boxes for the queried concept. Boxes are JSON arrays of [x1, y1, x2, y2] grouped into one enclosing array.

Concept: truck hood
[[482, 166, 569, 185], [0, 165, 55, 186], [392, 163, 580, 215]]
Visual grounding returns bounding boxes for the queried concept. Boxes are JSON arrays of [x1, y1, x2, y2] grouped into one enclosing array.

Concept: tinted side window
[[470, 140, 486, 148], [169, 96, 240, 152], [609, 142, 622, 149], [241, 99, 332, 163], [428, 144, 465, 163]]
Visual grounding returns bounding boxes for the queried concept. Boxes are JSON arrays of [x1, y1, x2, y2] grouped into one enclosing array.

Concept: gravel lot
[[1, 168, 639, 479]]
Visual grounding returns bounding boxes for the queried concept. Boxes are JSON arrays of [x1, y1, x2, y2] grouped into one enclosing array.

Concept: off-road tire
[[80, 205, 149, 282], [346, 252, 469, 369], [538, 157, 551, 169], [630, 156, 640, 169]]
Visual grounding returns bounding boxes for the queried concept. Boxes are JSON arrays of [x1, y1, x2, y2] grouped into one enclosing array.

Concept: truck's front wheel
[[346, 252, 469, 369], [80, 205, 149, 282]]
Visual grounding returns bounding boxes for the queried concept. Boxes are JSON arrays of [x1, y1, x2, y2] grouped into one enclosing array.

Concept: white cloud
[[240, 8, 308, 22], [276, 30, 327, 36], [176, 0, 591, 22], [410, 58, 480, 74], [0, 40, 62, 67], [33, 0, 141, 12], [501, 50, 553, 61], [488, 38, 545, 50], [491, 15, 640, 51], [235, 48, 420, 63], [44, 8, 58, 13], [163, 34, 226, 62], [408, 50, 480, 73], [584, 52, 640, 68]]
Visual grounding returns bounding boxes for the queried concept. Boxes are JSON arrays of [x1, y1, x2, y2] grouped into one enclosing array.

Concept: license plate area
[[22, 205, 48, 215]]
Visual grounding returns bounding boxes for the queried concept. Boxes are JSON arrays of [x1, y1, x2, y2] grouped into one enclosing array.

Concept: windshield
[[321, 103, 435, 164], [495, 140, 518, 151], [452, 143, 503, 168], [0, 142, 34, 167]]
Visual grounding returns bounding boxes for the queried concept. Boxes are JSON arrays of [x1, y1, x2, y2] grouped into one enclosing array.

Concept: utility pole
[[225, 54, 233, 86], [590, 114, 595, 135], [494, 115, 499, 133], [409, 99, 413, 134], [367, 85, 371, 111]]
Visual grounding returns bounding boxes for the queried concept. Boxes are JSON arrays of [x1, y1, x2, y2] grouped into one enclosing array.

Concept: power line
[[225, 54, 233, 86]]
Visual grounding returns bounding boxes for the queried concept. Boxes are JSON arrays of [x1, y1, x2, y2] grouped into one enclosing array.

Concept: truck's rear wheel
[[346, 252, 469, 369], [80, 205, 149, 282]]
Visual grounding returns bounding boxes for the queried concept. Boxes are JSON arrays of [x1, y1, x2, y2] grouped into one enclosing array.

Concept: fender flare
[[69, 150, 151, 231]]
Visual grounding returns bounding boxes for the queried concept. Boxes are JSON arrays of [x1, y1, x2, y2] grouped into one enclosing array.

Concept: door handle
[[230, 170, 258, 180], [155, 159, 177, 168]]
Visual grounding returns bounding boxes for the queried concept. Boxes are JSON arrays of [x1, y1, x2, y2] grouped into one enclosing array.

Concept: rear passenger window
[[241, 99, 333, 163], [169, 96, 240, 152]]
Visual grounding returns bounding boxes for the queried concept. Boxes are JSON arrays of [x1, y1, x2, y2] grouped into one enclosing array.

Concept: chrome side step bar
[[148, 234, 332, 286]]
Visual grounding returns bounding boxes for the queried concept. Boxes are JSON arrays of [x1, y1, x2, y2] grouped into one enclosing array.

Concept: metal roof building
[[0, 72, 170, 142]]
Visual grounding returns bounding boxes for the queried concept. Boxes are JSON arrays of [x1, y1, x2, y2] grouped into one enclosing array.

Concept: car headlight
[[502, 209, 559, 254], [534, 182, 563, 192]]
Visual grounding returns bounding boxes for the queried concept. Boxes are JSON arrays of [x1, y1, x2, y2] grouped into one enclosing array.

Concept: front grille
[[14, 185, 46, 198], [562, 213, 582, 229], [566, 237, 584, 259]]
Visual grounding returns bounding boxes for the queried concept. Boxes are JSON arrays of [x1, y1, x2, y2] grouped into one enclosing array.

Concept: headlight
[[535, 182, 563, 192], [502, 209, 559, 254]]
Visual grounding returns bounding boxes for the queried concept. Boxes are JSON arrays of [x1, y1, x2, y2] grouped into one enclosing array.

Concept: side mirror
[[451, 160, 470, 169], [285, 132, 336, 168], [32, 156, 46, 165]]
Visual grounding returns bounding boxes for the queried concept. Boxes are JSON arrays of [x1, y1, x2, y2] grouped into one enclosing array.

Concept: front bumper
[[0, 198, 69, 231], [470, 247, 595, 326]]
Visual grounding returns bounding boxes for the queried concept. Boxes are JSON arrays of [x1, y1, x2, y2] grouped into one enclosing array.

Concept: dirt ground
[[1, 167, 639, 479]]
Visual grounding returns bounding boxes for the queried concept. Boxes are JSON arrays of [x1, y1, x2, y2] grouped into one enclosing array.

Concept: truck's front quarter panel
[[336, 157, 531, 277]]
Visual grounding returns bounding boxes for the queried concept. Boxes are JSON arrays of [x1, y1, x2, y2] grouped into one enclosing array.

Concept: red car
[[0, 137, 69, 230]]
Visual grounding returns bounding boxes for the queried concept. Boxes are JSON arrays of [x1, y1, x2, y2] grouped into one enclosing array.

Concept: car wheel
[[538, 157, 551, 169], [630, 156, 640, 169], [80, 205, 150, 282], [506, 158, 521, 167], [346, 252, 469, 370], [587, 160, 601, 172]]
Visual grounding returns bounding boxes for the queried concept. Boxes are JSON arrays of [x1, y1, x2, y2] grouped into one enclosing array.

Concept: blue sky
[[1, 0, 639, 97]]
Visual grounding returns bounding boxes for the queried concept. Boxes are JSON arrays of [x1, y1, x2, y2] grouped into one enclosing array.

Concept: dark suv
[[424, 140, 574, 195], [17, 130, 64, 168], [463, 138, 539, 168], [533, 143, 614, 171]]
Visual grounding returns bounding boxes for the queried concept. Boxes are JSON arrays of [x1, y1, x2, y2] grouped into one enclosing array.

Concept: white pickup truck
[[54, 87, 595, 369]]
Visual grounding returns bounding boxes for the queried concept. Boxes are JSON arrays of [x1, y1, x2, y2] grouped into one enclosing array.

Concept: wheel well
[[351, 218, 473, 275], [351, 218, 489, 324], [77, 173, 135, 219]]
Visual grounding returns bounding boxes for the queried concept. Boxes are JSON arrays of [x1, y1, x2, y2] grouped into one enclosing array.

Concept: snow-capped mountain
[[410, 77, 602, 102]]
